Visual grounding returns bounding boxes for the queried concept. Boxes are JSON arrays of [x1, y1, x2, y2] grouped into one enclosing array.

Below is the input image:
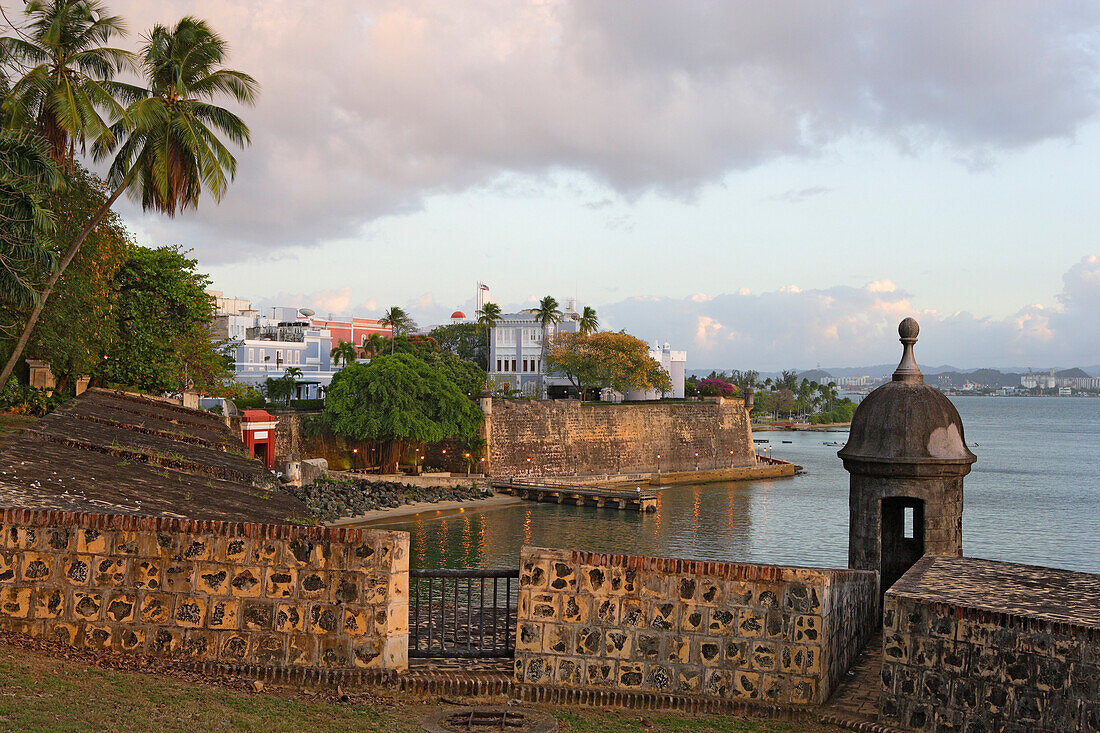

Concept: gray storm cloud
[[98, 0, 1100, 262]]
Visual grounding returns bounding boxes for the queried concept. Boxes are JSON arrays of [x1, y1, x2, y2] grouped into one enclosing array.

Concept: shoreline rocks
[[287, 476, 492, 523]]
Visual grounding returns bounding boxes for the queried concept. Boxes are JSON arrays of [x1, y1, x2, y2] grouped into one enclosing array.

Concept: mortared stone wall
[[0, 508, 409, 678], [880, 555, 1100, 732], [513, 547, 877, 707], [488, 399, 755, 478]]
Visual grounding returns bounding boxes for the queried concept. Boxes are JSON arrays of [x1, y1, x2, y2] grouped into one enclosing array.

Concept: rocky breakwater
[[288, 476, 492, 522]]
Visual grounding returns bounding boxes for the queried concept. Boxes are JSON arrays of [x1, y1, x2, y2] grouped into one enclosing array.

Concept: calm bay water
[[367, 397, 1099, 574]]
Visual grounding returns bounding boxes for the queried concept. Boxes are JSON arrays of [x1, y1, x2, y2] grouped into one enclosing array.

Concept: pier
[[491, 477, 659, 512]]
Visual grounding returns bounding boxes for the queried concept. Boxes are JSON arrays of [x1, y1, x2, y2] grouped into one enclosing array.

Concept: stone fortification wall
[[880, 556, 1100, 733], [0, 508, 409, 678], [513, 547, 876, 707], [489, 399, 755, 477]]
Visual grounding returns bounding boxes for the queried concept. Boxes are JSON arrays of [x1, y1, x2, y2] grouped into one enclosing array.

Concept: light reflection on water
[[365, 397, 1099, 574]]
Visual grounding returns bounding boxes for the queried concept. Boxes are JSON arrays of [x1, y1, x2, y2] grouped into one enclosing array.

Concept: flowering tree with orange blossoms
[[545, 331, 671, 400]]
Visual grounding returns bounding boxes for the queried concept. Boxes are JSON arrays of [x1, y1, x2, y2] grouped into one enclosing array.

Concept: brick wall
[[513, 547, 876, 707], [490, 399, 754, 477], [0, 508, 409, 677], [880, 559, 1100, 732]]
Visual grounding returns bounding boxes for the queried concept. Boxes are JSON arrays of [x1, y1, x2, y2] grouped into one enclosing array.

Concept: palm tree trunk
[[0, 173, 133, 388]]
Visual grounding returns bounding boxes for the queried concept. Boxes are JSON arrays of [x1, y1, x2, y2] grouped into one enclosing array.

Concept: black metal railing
[[409, 568, 519, 658]]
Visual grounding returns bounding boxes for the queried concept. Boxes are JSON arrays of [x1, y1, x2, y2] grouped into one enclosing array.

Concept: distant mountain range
[[689, 365, 1100, 385]]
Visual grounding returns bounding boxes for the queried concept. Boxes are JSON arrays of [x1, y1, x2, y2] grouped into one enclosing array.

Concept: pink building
[[311, 317, 391, 350]]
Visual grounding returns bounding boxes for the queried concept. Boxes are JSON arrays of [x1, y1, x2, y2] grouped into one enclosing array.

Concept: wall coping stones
[[887, 555, 1100, 634], [557, 548, 877, 585], [0, 507, 403, 546]]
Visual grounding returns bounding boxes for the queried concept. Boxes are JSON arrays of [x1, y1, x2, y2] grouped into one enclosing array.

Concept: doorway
[[880, 497, 924, 596]]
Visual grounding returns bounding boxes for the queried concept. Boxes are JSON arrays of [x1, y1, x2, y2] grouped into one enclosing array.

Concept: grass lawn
[[0, 639, 849, 733]]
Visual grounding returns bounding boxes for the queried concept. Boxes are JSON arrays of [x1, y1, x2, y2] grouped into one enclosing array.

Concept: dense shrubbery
[[0, 377, 68, 416], [696, 378, 738, 397]]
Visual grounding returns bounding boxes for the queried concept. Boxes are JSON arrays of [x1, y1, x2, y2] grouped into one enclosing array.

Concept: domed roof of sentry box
[[838, 318, 976, 469]]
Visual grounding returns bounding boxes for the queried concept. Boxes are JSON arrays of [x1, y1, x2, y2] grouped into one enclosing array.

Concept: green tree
[[324, 353, 482, 473], [577, 305, 599, 335], [101, 245, 226, 394], [474, 300, 502, 375], [379, 305, 415, 355], [530, 295, 561, 398], [360, 333, 386, 358], [729, 369, 759, 397], [0, 130, 59, 336], [0, 11, 257, 388], [330, 340, 357, 368], [429, 322, 486, 369], [545, 331, 671, 400], [27, 167, 130, 388], [1, 0, 140, 165]]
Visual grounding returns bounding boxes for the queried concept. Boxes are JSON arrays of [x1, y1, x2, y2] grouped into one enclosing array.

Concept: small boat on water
[[782, 440, 793, 444], [753, 439, 770, 444], [823, 440, 844, 446]]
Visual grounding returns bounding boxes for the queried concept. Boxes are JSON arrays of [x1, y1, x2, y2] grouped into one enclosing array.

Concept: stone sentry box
[[514, 547, 876, 707], [880, 555, 1100, 733], [0, 508, 409, 678]]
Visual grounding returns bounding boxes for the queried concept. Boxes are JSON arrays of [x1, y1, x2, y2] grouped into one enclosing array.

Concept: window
[[496, 359, 502, 372], [511, 359, 517, 372], [523, 359, 528, 372], [248, 348, 255, 362], [904, 507, 915, 539]]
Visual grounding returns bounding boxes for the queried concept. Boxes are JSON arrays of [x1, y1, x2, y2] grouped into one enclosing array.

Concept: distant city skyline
[[89, 1, 1099, 369]]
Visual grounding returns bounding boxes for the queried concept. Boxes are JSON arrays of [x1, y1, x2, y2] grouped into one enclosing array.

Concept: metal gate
[[409, 568, 519, 658]]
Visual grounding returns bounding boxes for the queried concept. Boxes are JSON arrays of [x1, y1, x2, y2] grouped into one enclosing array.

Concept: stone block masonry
[[880, 555, 1100, 733], [489, 399, 755, 478], [513, 547, 877, 707], [0, 508, 409, 676]]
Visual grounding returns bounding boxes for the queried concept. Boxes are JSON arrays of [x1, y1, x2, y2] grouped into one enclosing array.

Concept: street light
[[694, 452, 699, 471], [729, 449, 734, 469], [656, 453, 661, 475]]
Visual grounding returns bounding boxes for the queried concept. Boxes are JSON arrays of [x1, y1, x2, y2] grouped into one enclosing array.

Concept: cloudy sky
[[25, 0, 1100, 370]]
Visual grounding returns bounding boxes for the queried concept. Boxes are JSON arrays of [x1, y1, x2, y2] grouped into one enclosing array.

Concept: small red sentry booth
[[240, 409, 278, 470]]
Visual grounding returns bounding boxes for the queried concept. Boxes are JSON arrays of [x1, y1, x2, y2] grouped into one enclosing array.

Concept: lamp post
[[729, 449, 735, 469], [465, 452, 471, 476], [694, 452, 699, 471], [526, 456, 532, 476], [656, 453, 661, 475]]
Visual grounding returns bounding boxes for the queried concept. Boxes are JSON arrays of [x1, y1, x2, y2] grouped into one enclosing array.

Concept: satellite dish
[[299, 308, 316, 318]]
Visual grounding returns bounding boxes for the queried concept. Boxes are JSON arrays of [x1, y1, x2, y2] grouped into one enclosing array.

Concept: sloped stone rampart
[[513, 547, 876, 707], [0, 508, 409, 675], [489, 400, 755, 477]]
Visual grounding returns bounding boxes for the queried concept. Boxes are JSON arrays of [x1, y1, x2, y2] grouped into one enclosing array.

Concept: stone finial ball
[[899, 317, 919, 340]]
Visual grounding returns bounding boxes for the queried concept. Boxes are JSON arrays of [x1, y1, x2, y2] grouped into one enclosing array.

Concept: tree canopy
[[429, 322, 487, 370], [545, 331, 672, 399], [100, 245, 228, 394], [324, 352, 483, 472]]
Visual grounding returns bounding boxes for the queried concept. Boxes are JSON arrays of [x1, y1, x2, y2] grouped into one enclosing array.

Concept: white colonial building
[[487, 297, 686, 400], [487, 300, 581, 397], [211, 295, 341, 400]]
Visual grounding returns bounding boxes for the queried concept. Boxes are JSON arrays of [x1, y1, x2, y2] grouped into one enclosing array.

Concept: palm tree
[[360, 333, 387, 359], [0, 13, 257, 388], [1, 0, 142, 166], [330, 340, 357, 369], [280, 366, 302, 406], [530, 295, 562, 398], [476, 301, 502, 376], [577, 306, 598, 336], [0, 130, 60, 323], [379, 306, 416, 354]]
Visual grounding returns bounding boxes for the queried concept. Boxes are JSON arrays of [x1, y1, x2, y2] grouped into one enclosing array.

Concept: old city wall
[[513, 547, 877, 707], [880, 567, 1100, 732], [0, 508, 409, 679], [489, 399, 755, 478]]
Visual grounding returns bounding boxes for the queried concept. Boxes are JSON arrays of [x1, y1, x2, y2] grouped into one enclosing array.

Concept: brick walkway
[[823, 632, 883, 722]]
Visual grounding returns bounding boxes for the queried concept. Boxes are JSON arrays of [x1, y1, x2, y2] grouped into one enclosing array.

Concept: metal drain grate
[[422, 707, 557, 733]]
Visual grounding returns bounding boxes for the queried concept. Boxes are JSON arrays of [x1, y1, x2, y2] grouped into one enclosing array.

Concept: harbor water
[[365, 397, 1100, 574]]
